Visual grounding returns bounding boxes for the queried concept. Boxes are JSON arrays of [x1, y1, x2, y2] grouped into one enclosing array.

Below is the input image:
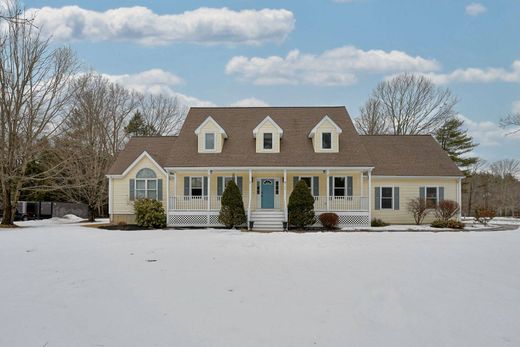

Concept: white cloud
[[230, 97, 269, 107], [226, 46, 439, 86], [512, 100, 520, 113], [102, 69, 215, 107], [458, 114, 520, 147], [27, 6, 295, 45], [409, 60, 520, 84], [465, 3, 487, 16]]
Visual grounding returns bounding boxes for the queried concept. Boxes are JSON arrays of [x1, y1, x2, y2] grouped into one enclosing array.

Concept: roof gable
[[253, 116, 284, 138], [308, 115, 343, 138], [194, 116, 228, 138]]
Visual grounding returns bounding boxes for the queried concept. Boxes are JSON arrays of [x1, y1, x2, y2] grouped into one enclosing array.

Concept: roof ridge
[[360, 134, 433, 137], [190, 106, 347, 109], [130, 135, 178, 138]]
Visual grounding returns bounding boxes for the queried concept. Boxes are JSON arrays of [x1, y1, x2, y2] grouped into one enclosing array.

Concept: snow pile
[[1, 222, 519, 346]]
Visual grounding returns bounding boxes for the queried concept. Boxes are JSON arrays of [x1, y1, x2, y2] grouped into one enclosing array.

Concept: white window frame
[[219, 176, 240, 196], [299, 176, 314, 196], [189, 176, 204, 197], [263, 132, 273, 150], [380, 186, 394, 210], [135, 179, 158, 200], [332, 176, 346, 197], [204, 132, 216, 151], [425, 186, 439, 208], [321, 132, 333, 150]]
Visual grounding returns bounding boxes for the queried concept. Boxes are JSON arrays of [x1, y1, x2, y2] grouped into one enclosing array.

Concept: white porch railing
[[313, 196, 369, 211], [169, 195, 249, 211]]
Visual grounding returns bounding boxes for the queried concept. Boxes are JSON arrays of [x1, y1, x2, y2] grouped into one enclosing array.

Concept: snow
[[1, 222, 520, 346]]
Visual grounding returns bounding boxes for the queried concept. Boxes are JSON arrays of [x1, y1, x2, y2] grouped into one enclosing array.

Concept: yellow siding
[[111, 155, 167, 215], [255, 121, 281, 153], [197, 119, 225, 153], [371, 177, 458, 224], [312, 118, 340, 153]]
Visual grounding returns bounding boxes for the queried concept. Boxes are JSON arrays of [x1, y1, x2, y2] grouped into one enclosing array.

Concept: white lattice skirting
[[314, 212, 370, 228]]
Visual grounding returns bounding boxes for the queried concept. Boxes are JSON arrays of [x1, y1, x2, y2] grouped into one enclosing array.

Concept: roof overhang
[[252, 116, 284, 138], [194, 116, 228, 138], [308, 115, 343, 138], [105, 151, 167, 178]]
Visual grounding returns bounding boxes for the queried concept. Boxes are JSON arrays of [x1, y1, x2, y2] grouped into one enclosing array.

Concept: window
[[322, 132, 332, 149], [205, 133, 215, 150], [426, 187, 438, 208], [190, 177, 203, 196], [381, 187, 393, 209], [275, 180, 279, 195], [299, 177, 313, 195], [135, 168, 158, 199], [263, 133, 273, 150], [333, 177, 345, 197]]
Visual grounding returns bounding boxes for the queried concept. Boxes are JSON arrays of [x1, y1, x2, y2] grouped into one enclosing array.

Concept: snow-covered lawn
[[1, 222, 520, 347]]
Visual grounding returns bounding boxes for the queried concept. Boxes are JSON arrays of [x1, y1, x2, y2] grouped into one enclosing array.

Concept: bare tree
[[500, 112, 520, 135], [356, 74, 458, 135], [407, 198, 430, 225], [0, 1, 78, 225], [138, 94, 187, 135], [489, 159, 520, 216], [53, 73, 139, 221]]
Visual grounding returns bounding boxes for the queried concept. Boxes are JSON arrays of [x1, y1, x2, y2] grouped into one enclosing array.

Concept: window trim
[[425, 186, 439, 208], [135, 178, 158, 200], [263, 132, 273, 150], [321, 132, 333, 150], [204, 132, 216, 151], [219, 176, 241, 196], [332, 176, 346, 197], [298, 176, 314, 196], [189, 176, 204, 197], [380, 186, 394, 210]]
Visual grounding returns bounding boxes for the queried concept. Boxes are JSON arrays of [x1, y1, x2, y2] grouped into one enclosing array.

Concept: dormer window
[[322, 132, 332, 149], [205, 133, 215, 150], [263, 133, 273, 150], [309, 115, 342, 153], [253, 116, 283, 153], [195, 116, 227, 153]]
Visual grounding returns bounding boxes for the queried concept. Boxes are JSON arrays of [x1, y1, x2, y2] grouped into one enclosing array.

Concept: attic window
[[322, 132, 332, 149], [205, 133, 215, 150], [263, 133, 273, 150]]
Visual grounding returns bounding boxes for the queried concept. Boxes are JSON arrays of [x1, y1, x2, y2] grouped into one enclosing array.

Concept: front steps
[[251, 210, 285, 231]]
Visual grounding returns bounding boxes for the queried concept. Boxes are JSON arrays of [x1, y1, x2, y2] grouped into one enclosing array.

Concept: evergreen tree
[[435, 117, 478, 175], [218, 180, 246, 228], [288, 180, 315, 229], [124, 111, 157, 136]]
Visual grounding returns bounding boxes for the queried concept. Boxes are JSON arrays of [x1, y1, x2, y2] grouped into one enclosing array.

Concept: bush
[[371, 218, 389, 227], [218, 180, 247, 228], [431, 219, 465, 229], [134, 198, 166, 229], [288, 180, 315, 229], [319, 213, 339, 230], [407, 197, 430, 225], [474, 208, 496, 225], [435, 199, 460, 222]]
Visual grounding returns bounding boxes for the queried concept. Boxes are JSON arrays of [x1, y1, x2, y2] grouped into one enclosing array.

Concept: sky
[[21, 0, 520, 162]]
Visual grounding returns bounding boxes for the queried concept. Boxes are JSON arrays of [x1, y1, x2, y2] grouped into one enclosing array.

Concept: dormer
[[194, 116, 227, 153], [308, 115, 342, 153], [253, 116, 283, 153]]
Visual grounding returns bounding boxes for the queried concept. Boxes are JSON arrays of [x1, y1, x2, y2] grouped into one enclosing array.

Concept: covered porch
[[166, 167, 372, 229]]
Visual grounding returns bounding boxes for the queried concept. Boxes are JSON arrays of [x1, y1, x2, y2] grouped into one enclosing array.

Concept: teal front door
[[261, 179, 275, 208]]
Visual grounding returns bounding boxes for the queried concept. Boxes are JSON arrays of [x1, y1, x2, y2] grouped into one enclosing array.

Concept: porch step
[[251, 211, 285, 231]]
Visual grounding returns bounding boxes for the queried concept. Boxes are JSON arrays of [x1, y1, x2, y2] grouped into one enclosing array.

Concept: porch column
[[457, 177, 462, 221], [326, 169, 330, 211], [248, 169, 253, 227], [173, 172, 177, 210], [207, 169, 211, 225], [166, 171, 170, 213], [368, 170, 372, 224], [360, 171, 364, 197], [283, 169, 288, 222]]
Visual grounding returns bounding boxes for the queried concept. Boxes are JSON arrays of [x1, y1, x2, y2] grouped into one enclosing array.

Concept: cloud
[[226, 46, 439, 86], [465, 3, 487, 16], [230, 97, 269, 107], [458, 114, 520, 147], [27, 6, 295, 45], [102, 69, 215, 107], [512, 100, 520, 113], [408, 60, 520, 84]]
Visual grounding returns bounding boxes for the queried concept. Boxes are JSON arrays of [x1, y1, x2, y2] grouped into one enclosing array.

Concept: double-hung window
[[135, 168, 158, 200], [333, 177, 346, 197], [322, 132, 332, 149], [381, 187, 393, 209], [426, 187, 438, 208], [204, 133, 215, 150], [263, 133, 273, 150], [190, 177, 203, 197], [299, 176, 313, 195]]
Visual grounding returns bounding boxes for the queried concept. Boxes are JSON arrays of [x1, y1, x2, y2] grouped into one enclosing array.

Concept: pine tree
[[218, 180, 246, 228], [435, 117, 478, 175], [124, 111, 157, 136], [288, 180, 315, 229]]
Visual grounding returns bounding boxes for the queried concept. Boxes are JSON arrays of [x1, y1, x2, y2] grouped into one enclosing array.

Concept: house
[[106, 107, 463, 230]]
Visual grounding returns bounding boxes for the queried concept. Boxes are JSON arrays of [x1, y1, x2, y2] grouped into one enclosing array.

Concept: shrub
[[474, 208, 496, 225], [218, 180, 247, 228], [371, 218, 389, 227], [134, 198, 166, 229], [435, 199, 460, 222], [288, 180, 315, 229], [407, 197, 430, 225], [319, 213, 339, 230], [431, 219, 465, 229]]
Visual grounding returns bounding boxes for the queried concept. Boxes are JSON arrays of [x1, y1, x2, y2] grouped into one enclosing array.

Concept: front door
[[261, 179, 275, 208]]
